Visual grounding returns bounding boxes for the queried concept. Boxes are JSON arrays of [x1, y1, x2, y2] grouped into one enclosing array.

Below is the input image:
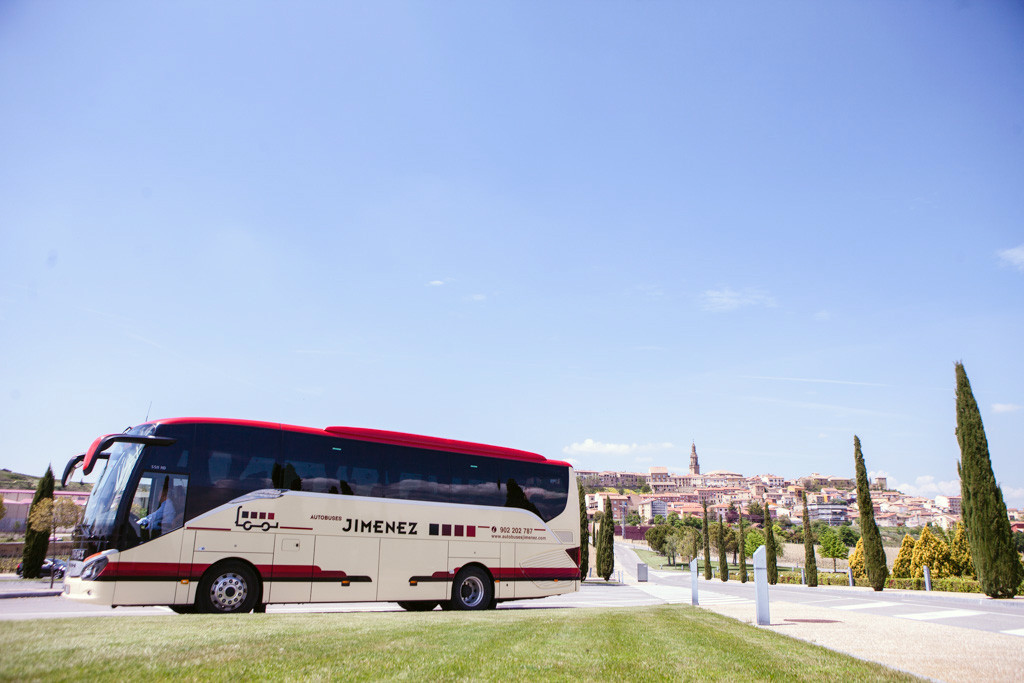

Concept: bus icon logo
[[235, 507, 280, 532]]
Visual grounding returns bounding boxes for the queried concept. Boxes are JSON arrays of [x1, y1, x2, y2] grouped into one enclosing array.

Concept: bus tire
[[396, 601, 439, 612], [450, 566, 493, 611], [197, 561, 260, 614], [169, 604, 196, 614]]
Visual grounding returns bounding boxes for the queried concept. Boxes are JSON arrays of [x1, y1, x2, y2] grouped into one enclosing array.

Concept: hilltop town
[[578, 444, 1022, 531]]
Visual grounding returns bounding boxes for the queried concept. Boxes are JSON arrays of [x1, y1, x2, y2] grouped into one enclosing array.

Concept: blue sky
[[2, 2, 1022, 505]]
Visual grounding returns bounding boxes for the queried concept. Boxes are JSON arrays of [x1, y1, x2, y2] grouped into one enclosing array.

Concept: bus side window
[[383, 446, 450, 503], [501, 461, 568, 522], [189, 424, 282, 519], [451, 453, 503, 507]]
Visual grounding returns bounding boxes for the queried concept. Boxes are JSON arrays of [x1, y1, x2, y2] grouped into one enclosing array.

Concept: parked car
[[15, 558, 66, 579]]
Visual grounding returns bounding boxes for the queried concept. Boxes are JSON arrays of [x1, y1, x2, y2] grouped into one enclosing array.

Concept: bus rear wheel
[[396, 601, 439, 611], [197, 561, 260, 614], [450, 567, 493, 610]]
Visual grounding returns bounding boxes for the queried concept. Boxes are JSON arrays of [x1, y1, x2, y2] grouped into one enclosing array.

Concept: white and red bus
[[61, 418, 580, 613]]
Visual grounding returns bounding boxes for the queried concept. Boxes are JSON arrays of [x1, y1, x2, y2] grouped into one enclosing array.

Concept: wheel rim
[[209, 572, 248, 611], [459, 575, 485, 608]]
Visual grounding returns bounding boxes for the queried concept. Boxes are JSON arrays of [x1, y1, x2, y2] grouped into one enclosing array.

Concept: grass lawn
[[0, 606, 917, 681]]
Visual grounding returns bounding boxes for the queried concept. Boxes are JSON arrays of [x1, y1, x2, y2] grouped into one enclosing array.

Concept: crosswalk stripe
[[833, 601, 900, 610], [897, 609, 984, 621]]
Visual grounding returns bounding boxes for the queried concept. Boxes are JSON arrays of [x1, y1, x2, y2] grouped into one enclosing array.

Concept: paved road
[[0, 580, 662, 621], [613, 542, 1024, 637]]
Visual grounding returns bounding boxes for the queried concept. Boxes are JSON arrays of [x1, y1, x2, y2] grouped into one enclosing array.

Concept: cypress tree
[[955, 362, 1023, 598], [802, 492, 818, 587], [764, 504, 778, 584], [21, 466, 55, 578], [716, 520, 729, 581], [737, 515, 748, 583], [597, 496, 615, 580], [891, 534, 916, 579], [577, 482, 589, 580], [854, 435, 888, 590], [702, 503, 712, 580]]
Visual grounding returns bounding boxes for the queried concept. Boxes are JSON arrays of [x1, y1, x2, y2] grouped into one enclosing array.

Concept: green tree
[[849, 538, 866, 579], [737, 516, 748, 583], [853, 436, 888, 591], [578, 482, 589, 580], [639, 483, 651, 494], [716, 518, 729, 581], [955, 361, 1023, 598], [747, 500, 764, 522], [21, 466, 55, 578], [597, 496, 615, 581], [802, 493, 818, 586], [818, 526, 849, 573], [911, 526, 953, 579], [663, 533, 680, 566], [838, 525, 860, 547], [678, 527, 699, 563], [891, 534, 916, 579], [765, 506, 778, 584], [702, 503, 712, 580], [744, 528, 765, 559], [645, 524, 670, 554], [625, 510, 642, 526], [948, 522, 975, 578]]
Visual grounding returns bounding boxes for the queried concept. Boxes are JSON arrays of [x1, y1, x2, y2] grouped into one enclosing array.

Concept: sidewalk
[[0, 575, 63, 599], [616, 543, 1024, 682]]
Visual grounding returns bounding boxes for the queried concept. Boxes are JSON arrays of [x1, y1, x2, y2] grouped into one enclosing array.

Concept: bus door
[[499, 543, 516, 599], [113, 472, 190, 605]]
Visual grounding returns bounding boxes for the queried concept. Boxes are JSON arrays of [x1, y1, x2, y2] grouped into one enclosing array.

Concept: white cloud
[[467, 294, 486, 302], [1002, 487, 1024, 508], [562, 439, 674, 457], [427, 280, 445, 286], [889, 475, 960, 498], [997, 244, 1024, 272], [992, 403, 1023, 414], [700, 287, 777, 312]]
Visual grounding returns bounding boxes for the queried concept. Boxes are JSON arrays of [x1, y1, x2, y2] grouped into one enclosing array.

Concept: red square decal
[[268, 513, 275, 520], [455, 525, 464, 537], [259, 512, 267, 520], [442, 524, 451, 536], [467, 526, 476, 538]]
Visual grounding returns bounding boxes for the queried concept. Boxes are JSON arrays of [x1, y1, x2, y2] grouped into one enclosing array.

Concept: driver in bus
[[139, 479, 185, 538]]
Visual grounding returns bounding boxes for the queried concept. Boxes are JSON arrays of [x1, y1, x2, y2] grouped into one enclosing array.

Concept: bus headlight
[[81, 556, 109, 581]]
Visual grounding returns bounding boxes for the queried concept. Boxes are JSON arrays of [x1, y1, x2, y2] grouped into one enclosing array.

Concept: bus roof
[[152, 417, 570, 467]]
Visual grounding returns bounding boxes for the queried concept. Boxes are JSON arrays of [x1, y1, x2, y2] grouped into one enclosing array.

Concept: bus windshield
[[79, 440, 144, 538]]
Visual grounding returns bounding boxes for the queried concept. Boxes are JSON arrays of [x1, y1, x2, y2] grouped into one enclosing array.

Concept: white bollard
[[690, 558, 699, 606], [753, 546, 770, 626]]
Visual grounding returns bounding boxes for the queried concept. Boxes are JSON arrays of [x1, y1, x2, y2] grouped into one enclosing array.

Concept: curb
[[0, 589, 62, 599]]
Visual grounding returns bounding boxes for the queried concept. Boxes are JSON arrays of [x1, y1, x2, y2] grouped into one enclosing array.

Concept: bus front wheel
[[197, 561, 260, 614], [450, 567, 493, 610]]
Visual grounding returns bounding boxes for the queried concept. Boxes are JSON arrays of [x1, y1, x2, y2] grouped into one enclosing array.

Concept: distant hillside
[[0, 469, 92, 492]]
